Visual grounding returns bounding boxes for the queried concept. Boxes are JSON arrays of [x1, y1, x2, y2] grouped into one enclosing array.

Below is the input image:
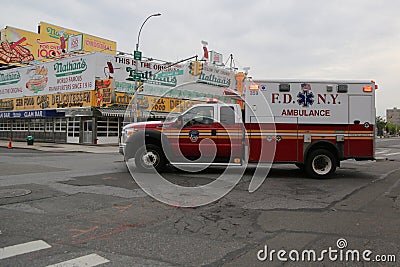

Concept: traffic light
[[138, 81, 143, 92], [195, 61, 203, 76], [189, 61, 195, 75], [188, 61, 203, 76]]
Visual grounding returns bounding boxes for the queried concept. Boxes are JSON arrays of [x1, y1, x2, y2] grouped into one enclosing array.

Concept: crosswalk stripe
[[0, 240, 51, 260], [384, 152, 400, 156], [46, 253, 110, 267], [376, 149, 390, 154]]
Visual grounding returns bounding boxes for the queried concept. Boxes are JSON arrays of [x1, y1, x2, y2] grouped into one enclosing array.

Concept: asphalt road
[[0, 138, 399, 266]]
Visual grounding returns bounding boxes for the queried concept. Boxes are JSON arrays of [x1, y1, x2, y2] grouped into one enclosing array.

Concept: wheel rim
[[140, 150, 159, 169], [312, 155, 332, 175]]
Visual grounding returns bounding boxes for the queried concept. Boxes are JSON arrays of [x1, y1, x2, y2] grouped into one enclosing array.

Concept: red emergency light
[[371, 80, 378, 89], [206, 98, 219, 103], [363, 86, 373, 92]]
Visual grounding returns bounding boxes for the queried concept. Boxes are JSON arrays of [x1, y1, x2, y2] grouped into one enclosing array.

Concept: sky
[[2, 0, 400, 117]]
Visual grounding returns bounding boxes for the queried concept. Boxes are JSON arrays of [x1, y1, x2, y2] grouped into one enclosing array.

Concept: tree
[[376, 116, 386, 137], [386, 123, 399, 136]]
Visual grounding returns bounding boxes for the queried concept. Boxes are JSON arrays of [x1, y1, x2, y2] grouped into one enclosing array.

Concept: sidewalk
[[0, 140, 119, 154]]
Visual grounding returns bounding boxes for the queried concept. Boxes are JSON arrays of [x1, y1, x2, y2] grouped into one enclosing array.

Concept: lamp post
[[133, 13, 161, 123]]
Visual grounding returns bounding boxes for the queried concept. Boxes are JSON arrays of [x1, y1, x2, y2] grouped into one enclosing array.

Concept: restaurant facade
[[0, 23, 243, 144]]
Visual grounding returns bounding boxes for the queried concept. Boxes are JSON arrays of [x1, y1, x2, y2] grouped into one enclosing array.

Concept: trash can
[[27, 135, 34, 145]]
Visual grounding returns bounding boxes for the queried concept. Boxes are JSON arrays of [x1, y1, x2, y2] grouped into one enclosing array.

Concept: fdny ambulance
[[120, 79, 377, 178]]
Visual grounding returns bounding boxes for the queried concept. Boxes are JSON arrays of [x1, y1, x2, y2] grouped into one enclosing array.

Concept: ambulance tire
[[134, 144, 166, 173], [305, 149, 336, 178]]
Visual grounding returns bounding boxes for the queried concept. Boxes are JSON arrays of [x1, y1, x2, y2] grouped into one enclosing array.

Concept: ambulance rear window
[[220, 106, 235, 125], [279, 84, 290, 92], [337, 84, 348, 93]]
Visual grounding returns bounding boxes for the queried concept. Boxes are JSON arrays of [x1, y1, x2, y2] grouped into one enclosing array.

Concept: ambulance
[[120, 79, 377, 178]]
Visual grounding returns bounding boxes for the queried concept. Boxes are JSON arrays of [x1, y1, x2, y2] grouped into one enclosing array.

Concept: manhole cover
[[0, 189, 32, 198]]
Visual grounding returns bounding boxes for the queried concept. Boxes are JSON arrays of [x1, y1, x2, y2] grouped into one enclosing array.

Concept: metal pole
[[133, 42, 139, 122], [133, 13, 161, 123]]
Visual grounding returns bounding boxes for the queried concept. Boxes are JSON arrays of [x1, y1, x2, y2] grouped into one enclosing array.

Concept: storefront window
[[55, 118, 67, 132], [108, 118, 118, 137], [0, 120, 11, 131], [12, 119, 29, 131], [97, 117, 119, 137], [67, 118, 80, 137], [46, 121, 53, 132], [31, 119, 44, 132], [97, 119, 107, 137]]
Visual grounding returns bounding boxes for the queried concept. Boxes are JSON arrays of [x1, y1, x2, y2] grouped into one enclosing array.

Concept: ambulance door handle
[[211, 129, 217, 136], [354, 120, 360, 125]]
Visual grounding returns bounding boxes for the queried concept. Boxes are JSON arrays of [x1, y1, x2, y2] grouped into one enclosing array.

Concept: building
[[0, 22, 243, 144], [387, 107, 400, 128]]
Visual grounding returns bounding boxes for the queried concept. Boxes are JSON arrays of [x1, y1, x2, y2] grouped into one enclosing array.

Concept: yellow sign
[[39, 22, 116, 55], [1, 22, 116, 65], [2, 90, 201, 114], [112, 93, 202, 113], [11, 91, 95, 110], [115, 92, 133, 105], [0, 27, 38, 65], [138, 96, 201, 113], [95, 78, 115, 106]]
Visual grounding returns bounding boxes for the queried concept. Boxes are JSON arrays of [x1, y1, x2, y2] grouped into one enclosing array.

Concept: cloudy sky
[[2, 0, 400, 117]]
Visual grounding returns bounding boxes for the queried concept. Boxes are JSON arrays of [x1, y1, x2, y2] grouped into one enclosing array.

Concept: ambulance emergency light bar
[[206, 98, 219, 103]]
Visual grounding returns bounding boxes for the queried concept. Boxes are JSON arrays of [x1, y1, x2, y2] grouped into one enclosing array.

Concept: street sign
[[157, 69, 184, 78], [133, 72, 142, 81], [134, 50, 142, 60]]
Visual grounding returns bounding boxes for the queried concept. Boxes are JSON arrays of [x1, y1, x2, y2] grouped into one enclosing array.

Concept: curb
[[0, 142, 118, 154], [375, 157, 388, 162]]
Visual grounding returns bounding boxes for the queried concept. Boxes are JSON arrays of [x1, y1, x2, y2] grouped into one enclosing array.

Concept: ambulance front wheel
[[305, 149, 336, 178], [134, 144, 166, 172]]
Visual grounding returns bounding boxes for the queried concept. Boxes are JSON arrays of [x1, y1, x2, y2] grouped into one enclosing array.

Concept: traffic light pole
[[133, 13, 161, 123], [133, 43, 139, 123]]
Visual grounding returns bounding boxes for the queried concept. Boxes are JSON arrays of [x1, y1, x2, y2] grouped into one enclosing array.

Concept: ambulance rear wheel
[[135, 144, 166, 172], [305, 149, 336, 178]]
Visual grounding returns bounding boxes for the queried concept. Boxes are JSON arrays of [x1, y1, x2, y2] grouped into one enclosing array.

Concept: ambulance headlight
[[126, 128, 139, 137], [122, 128, 139, 142]]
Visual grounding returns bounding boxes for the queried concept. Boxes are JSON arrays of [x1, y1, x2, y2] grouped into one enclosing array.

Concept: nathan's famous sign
[[0, 53, 114, 99], [39, 22, 116, 55]]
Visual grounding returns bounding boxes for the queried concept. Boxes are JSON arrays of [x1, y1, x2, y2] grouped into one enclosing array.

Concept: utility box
[[27, 135, 34, 145]]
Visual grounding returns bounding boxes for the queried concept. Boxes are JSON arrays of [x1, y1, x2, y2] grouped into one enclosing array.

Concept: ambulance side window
[[220, 106, 235, 125], [182, 106, 214, 127]]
